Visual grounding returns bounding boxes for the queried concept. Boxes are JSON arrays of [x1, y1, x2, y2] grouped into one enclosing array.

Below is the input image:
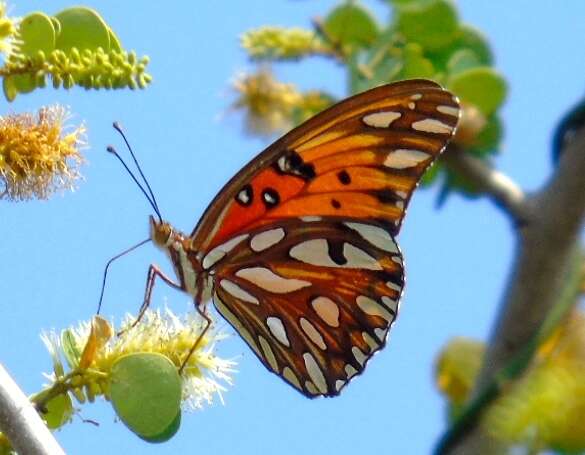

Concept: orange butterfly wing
[[191, 79, 459, 251], [191, 79, 460, 397]]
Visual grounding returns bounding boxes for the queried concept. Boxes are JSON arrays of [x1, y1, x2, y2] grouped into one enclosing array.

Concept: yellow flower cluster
[[0, 105, 85, 201], [232, 69, 333, 136], [241, 26, 329, 60], [0, 2, 16, 55], [42, 309, 236, 411], [436, 311, 585, 452]]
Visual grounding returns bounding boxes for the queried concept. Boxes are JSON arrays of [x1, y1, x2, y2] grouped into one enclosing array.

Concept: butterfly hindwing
[[191, 79, 460, 251], [206, 218, 404, 397]]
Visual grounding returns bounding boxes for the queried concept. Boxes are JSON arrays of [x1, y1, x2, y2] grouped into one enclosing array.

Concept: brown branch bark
[[443, 125, 585, 453]]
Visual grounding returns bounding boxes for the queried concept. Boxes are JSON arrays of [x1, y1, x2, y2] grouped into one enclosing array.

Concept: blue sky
[[2, 1, 585, 453]]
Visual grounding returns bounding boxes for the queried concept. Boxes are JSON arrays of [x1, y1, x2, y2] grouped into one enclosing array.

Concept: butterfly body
[[147, 80, 460, 398]]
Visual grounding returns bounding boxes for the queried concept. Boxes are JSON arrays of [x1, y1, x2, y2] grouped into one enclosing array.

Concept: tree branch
[[442, 146, 530, 223], [0, 363, 65, 455], [441, 123, 585, 454]]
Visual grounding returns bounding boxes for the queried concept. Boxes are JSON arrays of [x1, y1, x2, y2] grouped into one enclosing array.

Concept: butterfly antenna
[[106, 145, 163, 222], [112, 122, 162, 219]]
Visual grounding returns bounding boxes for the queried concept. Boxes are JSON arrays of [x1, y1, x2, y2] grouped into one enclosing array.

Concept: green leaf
[[54, 7, 111, 52], [108, 28, 122, 52], [140, 412, 181, 443], [110, 353, 182, 441], [42, 393, 73, 430], [454, 25, 492, 65], [446, 48, 481, 75], [61, 329, 82, 369], [449, 67, 507, 116], [323, 3, 380, 51], [18, 12, 56, 56], [395, 0, 459, 52], [401, 42, 435, 79]]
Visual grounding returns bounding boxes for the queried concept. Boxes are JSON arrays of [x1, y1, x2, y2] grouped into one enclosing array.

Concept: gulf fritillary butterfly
[[144, 79, 460, 398]]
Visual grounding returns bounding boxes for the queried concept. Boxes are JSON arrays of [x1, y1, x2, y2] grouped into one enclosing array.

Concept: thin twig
[[442, 146, 530, 223], [0, 363, 65, 455]]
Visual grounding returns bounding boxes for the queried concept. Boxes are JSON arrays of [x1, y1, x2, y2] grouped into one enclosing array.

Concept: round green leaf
[[42, 393, 73, 430], [54, 7, 111, 52], [110, 353, 182, 440], [323, 3, 379, 51], [108, 28, 122, 52], [140, 411, 181, 443], [402, 43, 435, 79], [18, 12, 56, 56], [449, 67, 507, 116], [395, 0, 459, 51], [446, 49, 481, 75], [454, 25, 492, 65]]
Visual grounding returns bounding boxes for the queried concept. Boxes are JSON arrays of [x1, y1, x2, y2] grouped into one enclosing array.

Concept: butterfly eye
[[150, 217, 173, 247]]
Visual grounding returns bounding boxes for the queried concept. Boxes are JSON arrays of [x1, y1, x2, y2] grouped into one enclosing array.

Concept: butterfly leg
[[118, 264, 182, 336], [179, 280, 212, 374]]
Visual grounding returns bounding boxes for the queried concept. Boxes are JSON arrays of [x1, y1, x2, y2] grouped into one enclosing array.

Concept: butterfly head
[[149, 215, 176, 249]]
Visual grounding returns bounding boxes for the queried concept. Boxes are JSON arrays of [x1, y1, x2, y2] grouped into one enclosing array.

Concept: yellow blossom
[[241, 26, 329, 60], [0, 2, 17, 55], [0, 105, 85, 201], [232, 69, 302, 136], [40, 309, 236, 417], [436, 311, 585, 452]]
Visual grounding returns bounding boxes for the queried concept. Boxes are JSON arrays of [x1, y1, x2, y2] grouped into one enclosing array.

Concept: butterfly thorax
[[149, 215, 203, 296]]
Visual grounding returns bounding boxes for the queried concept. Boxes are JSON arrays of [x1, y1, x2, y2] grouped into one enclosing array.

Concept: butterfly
[[144, 79, 460, 398]]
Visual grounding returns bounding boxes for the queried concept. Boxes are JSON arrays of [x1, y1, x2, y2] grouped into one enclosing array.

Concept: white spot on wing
[[282, 367, 301, 390], [384, 149, 430, 169], [345, 364, 358, 378], [259, 336, 279, 372], [386, 281, 402, 292], [235, 267, 312, 293], [266, 317, 290, 347], [300, 318, 327, 350], [335, 379, 345, 392], [396, 190, 408, 199], [343, 244, 383, 270], [381, 296, 399, 313], [437, 105, 460, 117], [303, 352, 328, 394], [375, 327, 388, 340], [411, 93, 422, 100], [290, 239, 382, 270], [362, 332, 379, 351], [412, 118, 453, 134], [356, 295, 394, 322], [250, 228, 285, 252], [311, 297, 340, 327], [408, 102, 416, 110], [363, 111, 402, 128], [352, 346, 367, 366], [219, 279, 259, 305], [202, 234, 249, 269], [300, 216, 322, 222], [344, 222, 399, 253], [305, 381, 319, 395]]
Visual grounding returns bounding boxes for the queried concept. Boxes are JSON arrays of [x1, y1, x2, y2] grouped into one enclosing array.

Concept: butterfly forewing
[[206, 218, 403, 397], [191, 79, 460, 251]]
